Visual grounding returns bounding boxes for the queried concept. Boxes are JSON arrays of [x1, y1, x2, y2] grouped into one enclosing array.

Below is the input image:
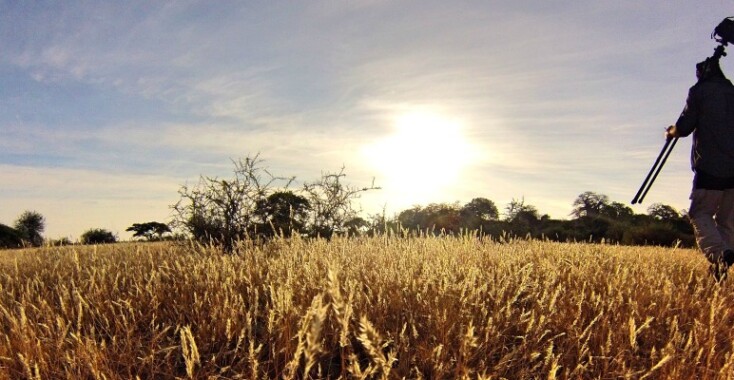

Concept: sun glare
[[362, 110, 478, 204]]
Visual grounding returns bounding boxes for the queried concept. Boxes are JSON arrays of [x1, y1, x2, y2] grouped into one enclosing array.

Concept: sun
[[362, 110, 478, 204]]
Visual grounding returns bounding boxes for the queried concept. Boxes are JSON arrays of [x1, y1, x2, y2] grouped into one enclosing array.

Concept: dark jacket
[[675, 76, 734, 179]]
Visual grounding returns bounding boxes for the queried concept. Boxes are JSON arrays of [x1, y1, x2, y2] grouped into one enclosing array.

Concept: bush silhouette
[[80, 229, 117, 245], [622, 223, 681, 246], [0, 224, 22, 249]]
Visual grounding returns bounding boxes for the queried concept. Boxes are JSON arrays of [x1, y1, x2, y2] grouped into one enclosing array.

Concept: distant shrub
[[80, 229, 117, 245], [0, 223, 22, 249], [539, 221, 576, 242], [571, 216, 612, 243], [622, 223, 681, 247], [47, 237, 74, 247]]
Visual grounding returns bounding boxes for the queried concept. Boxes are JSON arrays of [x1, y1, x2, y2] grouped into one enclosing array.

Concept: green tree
[[14, 210, 45, 247], [461, 197, 499, 230], [254, 191, 311, 237], [397, 203, 463, 234], [504, 198, 539, 223], [80, 228, 117, 245], [600, 201, 634, 220], [571, 191, 610, 218], [422, 203, 463, 233], [504, 198, 541, 237], [647, 203, 680, 222], [126, 222, 172, 241], [397, 206, 427, 231]]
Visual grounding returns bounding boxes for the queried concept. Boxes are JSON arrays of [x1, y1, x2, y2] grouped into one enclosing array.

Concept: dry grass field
[[0, 236, 731, 379]]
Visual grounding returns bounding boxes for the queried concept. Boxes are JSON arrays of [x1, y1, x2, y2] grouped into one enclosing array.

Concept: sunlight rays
[[362, 109, 480, 204]]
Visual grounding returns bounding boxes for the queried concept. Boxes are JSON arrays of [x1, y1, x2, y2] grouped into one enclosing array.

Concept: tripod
[[631, 136, 678, 204]]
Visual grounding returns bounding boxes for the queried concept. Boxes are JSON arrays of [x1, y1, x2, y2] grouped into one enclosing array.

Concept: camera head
[[711, 17, 734, 59], [713, 17, 734, 46], [694, 17, 734, 81]]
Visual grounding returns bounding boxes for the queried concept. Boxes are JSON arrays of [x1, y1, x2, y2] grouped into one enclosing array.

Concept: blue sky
[[0, 1, 729, 239]]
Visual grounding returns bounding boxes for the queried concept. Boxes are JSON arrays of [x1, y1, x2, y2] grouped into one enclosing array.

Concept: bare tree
[[171, 154, 292, 252], [301, 168, 379, 239]]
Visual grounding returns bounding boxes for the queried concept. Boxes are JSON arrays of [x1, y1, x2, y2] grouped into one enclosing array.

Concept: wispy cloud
[[0, 1, 728, 237]]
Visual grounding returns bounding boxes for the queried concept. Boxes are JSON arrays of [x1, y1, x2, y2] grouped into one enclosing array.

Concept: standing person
[[666, 57, 734, 281]]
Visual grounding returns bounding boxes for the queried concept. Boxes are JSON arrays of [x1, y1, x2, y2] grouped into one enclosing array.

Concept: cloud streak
[[0, 1, 729, 237]]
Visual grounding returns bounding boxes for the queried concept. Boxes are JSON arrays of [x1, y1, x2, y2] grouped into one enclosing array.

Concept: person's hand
[[665, 125, 677, 140]]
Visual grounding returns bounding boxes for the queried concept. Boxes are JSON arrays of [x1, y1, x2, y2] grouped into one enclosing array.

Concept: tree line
[[382, 192, 693, 247], [168, 156, 694, 252], [0, 156, 694, 250], [0, 213, 173, 248]]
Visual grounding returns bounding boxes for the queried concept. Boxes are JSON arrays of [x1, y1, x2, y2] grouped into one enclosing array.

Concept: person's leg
[[689, 189, 727, 262], [716, 188, 734, 251]]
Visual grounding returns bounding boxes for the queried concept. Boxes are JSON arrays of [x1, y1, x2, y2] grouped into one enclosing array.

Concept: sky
[[0, 1, 731, 240]]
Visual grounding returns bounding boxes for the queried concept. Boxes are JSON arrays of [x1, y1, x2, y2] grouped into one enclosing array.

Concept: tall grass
[[0, 235, 730, 379]]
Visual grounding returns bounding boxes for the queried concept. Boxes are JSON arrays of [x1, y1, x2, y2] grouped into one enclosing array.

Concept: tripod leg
[[632, 138, 673, 204], [637, 137, 678, 204]]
